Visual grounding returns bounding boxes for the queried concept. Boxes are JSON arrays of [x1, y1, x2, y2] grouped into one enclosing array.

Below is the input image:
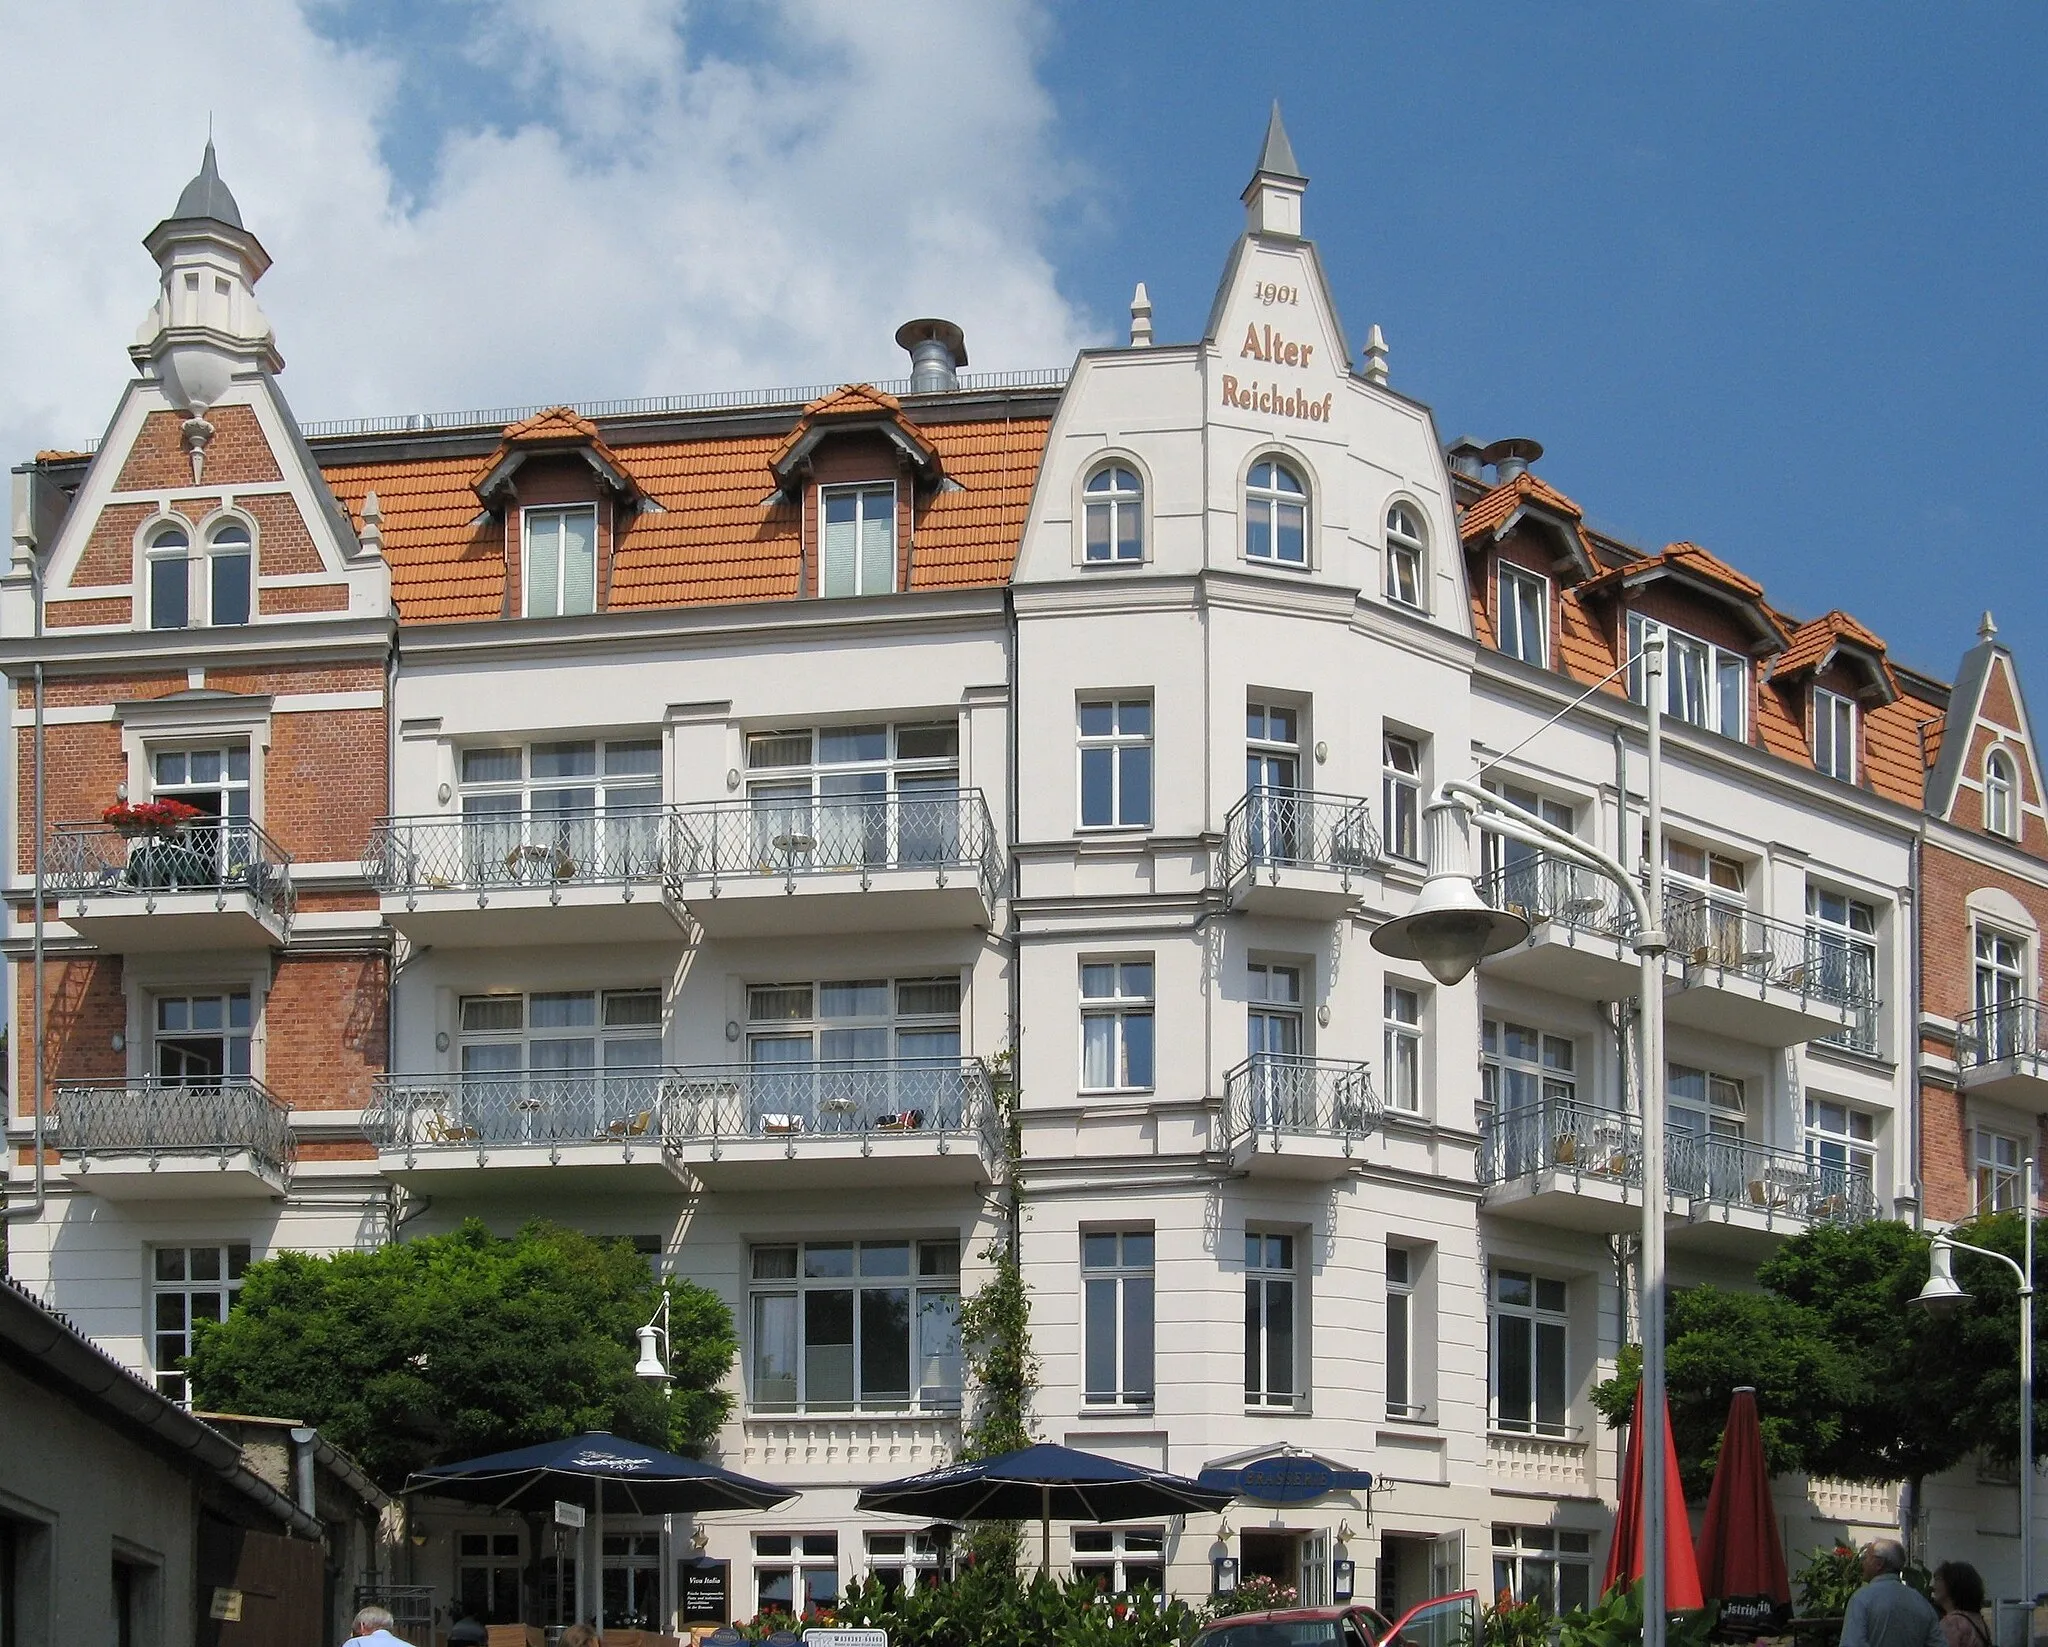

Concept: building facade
[[5, 119, 2041, 1632]]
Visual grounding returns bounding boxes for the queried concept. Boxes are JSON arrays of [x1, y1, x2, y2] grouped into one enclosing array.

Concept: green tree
[[187, 1219, 736, 1492]]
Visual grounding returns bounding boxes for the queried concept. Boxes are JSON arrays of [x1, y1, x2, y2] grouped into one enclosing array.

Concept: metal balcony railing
[[1957, 999, 2048, 1070], [1667, 1131, 1879, 1225], [366, 1058, 1000, 1160], [1478, 1098, 1643, 1190], [48, 818, 295, 927], [1479, 854, 1640, 939], [1221, 788, 1381, 891], [1665, 892, 1878, 1014], [1224, 1054, 1380, 1145], [53, 1078, 293, 1180], [364, 806, 673, 896], [669, 789, 1002, 906]]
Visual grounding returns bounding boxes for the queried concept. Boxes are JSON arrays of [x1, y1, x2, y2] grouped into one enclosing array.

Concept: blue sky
[[4, 1, 2041, 686]]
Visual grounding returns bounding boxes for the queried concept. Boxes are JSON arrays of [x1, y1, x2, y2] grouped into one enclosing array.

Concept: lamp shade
[[634, 1323, 670, 1380], [1370, 800, 1529, 984], [1912, 1237, 1971, 1315]]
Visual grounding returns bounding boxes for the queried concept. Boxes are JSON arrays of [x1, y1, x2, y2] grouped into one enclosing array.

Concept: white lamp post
[[1374, 635, 1670, 1647], [1913, 1160, 2035, 1622]]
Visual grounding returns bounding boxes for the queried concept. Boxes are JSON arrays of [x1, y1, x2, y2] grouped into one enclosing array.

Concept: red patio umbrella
[[1695, 1387, 1791, 1632], [1602, 1383, 1705, 1609]]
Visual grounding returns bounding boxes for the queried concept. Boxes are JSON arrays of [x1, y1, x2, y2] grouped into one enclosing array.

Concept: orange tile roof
[[321, 402, 1050, 623], [1661, 540, 1765, 601], [1458, 472, 1586, 544], [770, 383, 939, 479], [470, 405, 636, 500], [1771, 610, 1889, 680]]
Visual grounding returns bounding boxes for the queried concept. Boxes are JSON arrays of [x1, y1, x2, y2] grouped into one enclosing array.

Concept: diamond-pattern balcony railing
[[1956, 999, 2048, 1071], [364, 806, 673, 896], [48, 818, 295, 930], [1220, 788, 1381, 893], [1223, 1054, 1380, 1148], [53, 1078, 293, 1181]]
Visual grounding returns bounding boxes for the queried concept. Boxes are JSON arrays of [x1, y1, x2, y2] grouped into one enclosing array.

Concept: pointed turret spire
[[1980, 610, 1999, 643], [1129, 282, 1153, 348], [1241, 103, 1307, 237], [172, 139, 244, 229], [1363, 324, 1389, 386]]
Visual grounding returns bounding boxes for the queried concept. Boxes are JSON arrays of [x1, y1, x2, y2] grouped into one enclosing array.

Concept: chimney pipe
[[1480, 437, 1544, 485], [895, 319, 969, 394], [1445, 439, 1488, 481]]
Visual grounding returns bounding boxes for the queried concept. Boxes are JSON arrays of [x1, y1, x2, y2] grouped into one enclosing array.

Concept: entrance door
[[602, 1532, 663, 1631], [1298, 1530, 1329, 1606], [1427, 1531, 1464, 1599]]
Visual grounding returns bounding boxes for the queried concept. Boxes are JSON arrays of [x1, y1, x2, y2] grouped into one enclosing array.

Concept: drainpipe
[[1003, 584, 1023, 1260], [290, 1425, 319, 1519], [3, 540, 48, 1247], [1905, 837, 1924, 1228]]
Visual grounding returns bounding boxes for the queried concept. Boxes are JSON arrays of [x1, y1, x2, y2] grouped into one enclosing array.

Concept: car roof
[[1202, 1609, 1369, 1625]]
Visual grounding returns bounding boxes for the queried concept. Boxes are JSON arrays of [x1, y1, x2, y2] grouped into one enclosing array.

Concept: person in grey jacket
[[1841, 1542, 1945, 1647]]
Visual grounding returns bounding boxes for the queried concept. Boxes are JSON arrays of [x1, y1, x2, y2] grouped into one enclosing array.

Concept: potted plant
[[102, 798, 203, 840]]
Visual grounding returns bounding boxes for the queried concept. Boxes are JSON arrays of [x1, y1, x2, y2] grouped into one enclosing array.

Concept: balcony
[[1223, 1054, 1379, 1178], [47, 819, 294, 951], [1221, 789, 1380, 918], [665, 1057, 1002, 1189], [1478, 1099, 1654, 1231], [365, 808, 689, 946], [53, 1079, 292, 1199], [366, 1068, 690, 1191], [669, 789, 1002, 936], [1668, 1132, 1881, 1258], [1955, 1001, 2048, 1105], [1479, 855, 1644, 998], [1664, 894, 1873, 1047]]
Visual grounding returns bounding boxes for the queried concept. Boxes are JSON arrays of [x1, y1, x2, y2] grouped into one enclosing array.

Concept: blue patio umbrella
[[855, 1442, 1234, 1574], [410, 1432, 795, 1633]]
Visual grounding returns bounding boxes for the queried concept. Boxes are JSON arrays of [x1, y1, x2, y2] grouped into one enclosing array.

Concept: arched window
[[208, 521, 252, 627], [1083, 464, 1143, 563], [147, 525, 191, 631], [1985, 749, 2017, 838], [1385, 501, 1426, 607], [1245, 458, 1308, 566]]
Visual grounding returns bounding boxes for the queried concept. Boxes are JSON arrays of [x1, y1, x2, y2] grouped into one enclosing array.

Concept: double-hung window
[[1497, 565, 1548, 667], [1385, 503, 1425, 608], [1079, 699, 1153, 828], [151, 1242, 250, 1401], [821, 484, 897, 597], [1084, 465, 1144, 563], [1813, 689, 1856, 781], [1245, 459, 1308, 565], [1382, 733, 1422, 862], [459, 738, 661, 882], [1976, 1130, 2025, 1213], [1986, 750, 2019, 838], [1083, 1229, 1154, 1405], [1492, 1527, 1593, 1614], [756, 1533, 839, 1615], [1072, 1529, 1164, 1594], [1081, 962, 1154, 1090], [748, 1239, 962, 1414], [1244, 1231, 1298, 1408], [1489, 1269, 1568, 1437], [1807, 886, 1879, 1051], [523, 504, 598, 617], [1628, 612, 1748, 740], [148, 525, 191, 629], [1805, 1099, 1875, 1206], [1386, 1247, 1420, 1418], [1383, 985, 1422, 1113]]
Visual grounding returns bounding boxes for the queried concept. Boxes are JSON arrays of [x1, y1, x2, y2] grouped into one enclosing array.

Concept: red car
[[1192, 1592, 1479, 1647]]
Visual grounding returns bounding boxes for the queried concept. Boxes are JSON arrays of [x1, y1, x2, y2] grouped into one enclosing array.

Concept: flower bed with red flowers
[[102, 798, 205, 836]]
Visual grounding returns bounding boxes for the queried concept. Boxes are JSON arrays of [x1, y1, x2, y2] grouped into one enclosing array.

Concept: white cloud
[[0, 0, 1096, 459]]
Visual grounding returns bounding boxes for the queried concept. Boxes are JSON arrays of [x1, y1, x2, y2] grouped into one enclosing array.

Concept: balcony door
[[1976, 928, 2027, 1060], [1247, 963, 1304, 1126], [1245, 702, 1301, 864], [149, 743, 253, 885], [154, 991, 252, 1087], [1481, 783, 1573, 915]]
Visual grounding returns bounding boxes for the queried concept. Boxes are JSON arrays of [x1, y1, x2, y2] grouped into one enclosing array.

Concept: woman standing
[[1933, 1561, 1992, 1647]]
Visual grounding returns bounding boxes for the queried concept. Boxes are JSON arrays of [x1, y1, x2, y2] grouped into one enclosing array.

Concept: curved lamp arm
[[1937, 1232, 2033, 1294], [1440, 777, 1659, 939]]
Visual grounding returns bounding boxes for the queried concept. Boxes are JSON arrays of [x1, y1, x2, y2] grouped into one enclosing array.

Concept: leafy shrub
[[1481, 1593, 1551, 1647], [820, 1568, 1207, 1647], [1209, 1576, 1296, 1619]]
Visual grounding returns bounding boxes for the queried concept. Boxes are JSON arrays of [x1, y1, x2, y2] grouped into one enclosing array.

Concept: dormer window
[[1084, 465, 1143, 564], [209, 521, 251, 627], [1386, 503, 1425, 608], [523, 505, 597, 618], [1813, 689, 1856, 782], [1497, 564, 1548, 667], [1628, 612, 1747, 740], [1985, 748, 2018, 838], [821, 483, 896, 597], [147, 525, 191, 630], [1245, 458, 1307, 566]]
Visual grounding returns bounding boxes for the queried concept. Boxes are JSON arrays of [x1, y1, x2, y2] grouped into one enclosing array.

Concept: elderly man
[[1841, 1542, 1945, 1647], [346, 1605, 416, 1647]]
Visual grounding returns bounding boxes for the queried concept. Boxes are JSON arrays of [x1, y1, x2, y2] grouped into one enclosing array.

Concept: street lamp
[[1372, 634, 1672, 1647], [1912, 1159, 2035, 1620], [635, 1292, 671, 1382]]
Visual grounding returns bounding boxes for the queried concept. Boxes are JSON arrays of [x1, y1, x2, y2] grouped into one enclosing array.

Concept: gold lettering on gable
[[1239, 323, 1313, 370]]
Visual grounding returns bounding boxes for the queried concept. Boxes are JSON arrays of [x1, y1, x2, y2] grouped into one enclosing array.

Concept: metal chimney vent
[[895, 319, 969, 394], [1480, 437, 1544, 485]]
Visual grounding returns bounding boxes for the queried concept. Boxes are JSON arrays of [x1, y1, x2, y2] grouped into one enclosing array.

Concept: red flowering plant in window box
[[102, 798, 204, 839]]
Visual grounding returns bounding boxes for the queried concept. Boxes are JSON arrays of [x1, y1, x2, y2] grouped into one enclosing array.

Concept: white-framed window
[[1382, 733, 1422, 862], [460, 737, 661, 879], [1383, 985, 1422, 1113], [1668, 1065, 1745, 1140], [1084, 464, 1144, 563], [746, 721, 961, 869], [1985, 748, 2018, 838], [1976, 1129, 2025, 1213], [1072, 1527, 1165, 1595], [522, 504, 598, 617], [1244, 1230, 1299, 1408], [458, 988, 662, 1077], [147, 523, 192, 630], [755, 1532, 840, 1615], [821, 482, 897, 597], [1386, 1246, 1420, 1418], [1245, 457, 1308, 565], [1385, 502, 1425, 608], [865, 1529, 951, 1594], [151, 1241, 250, 1402], [153, 742, 252, 822], [747, 1239, 962, 1414], [1497, 564, 1548, 667], [1489, 1269, 1568, 1437], [1078, 698, 1153, 829], [1081, 961, 1155, 1090], [456, 1531, 524, 1625], [1082, 1228, 1154, 1406], [1807, 885, 1880, 1051], [1813, 689, 1856, 782], [746, 976, 961, 1068], [1974, 927, 2028, 1063], [154, 990, 252, 1085], [601, 1532, 662, 1632], [1805, 1098, 1875, 1198], [1491, 1526, 1593, 1614], [207, 520, 252, 626], [1628, 612, 1749, 740], [1482, 1020, 1576, 1114]]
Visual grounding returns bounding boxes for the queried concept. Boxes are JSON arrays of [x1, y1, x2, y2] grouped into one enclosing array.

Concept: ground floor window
[[456, 1531, 523, 1624], [1489, 1268, 1568, 1437], [151, 1241, 250, 1402], [603, 1532, 662, 1631], [749, 1239, 962, 1413], [1073, 1527, 1164, 1594], [756, 1532, 838, 1617], [865, 1529, 951, 1593], [1491, 1525, 1592, 1613]]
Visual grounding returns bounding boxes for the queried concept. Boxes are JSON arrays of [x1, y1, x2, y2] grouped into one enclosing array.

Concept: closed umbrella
[[1602, 1385, 1704, 1610], [856, 1443, 1235, 1575], [1695, 1388, 1791, 1633], [410, 1432, 795, 1634]]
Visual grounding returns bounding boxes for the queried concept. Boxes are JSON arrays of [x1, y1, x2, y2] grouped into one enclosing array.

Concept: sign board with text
[[804, 1630, 888, 1647]]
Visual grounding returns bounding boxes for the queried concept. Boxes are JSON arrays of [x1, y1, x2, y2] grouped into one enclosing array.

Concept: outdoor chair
[[606, 1109, 654, 1140], [485, 1627, 544, 1647], [872, 1109, 927, 1132]]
